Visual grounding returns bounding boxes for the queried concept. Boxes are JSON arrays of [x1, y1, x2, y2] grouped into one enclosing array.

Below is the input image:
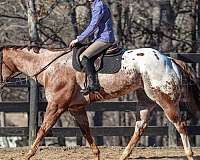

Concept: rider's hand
[[69, 39, 78, 49]]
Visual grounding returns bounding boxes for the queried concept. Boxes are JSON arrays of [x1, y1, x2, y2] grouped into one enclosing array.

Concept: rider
[[69, 0, 115, 94]]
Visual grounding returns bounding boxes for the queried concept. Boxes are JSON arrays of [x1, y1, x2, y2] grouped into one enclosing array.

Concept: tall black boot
[[80, 56, 101, 94]]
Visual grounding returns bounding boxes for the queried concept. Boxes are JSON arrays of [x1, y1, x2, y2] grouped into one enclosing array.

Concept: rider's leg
[[80, 41, 112, 93], [79, 41, 112, 61]]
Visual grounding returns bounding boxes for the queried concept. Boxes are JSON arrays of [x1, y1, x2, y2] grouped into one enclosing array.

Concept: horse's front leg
[[26, 101, 66, 159], [70, 108, 100, 160], [26, 73, 75, 159]]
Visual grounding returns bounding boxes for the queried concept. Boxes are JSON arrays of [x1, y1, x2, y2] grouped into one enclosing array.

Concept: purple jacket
[[77, 0, 115, 43]]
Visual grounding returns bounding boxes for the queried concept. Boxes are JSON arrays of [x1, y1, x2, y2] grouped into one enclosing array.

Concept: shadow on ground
[[135, 155, 200, 159]]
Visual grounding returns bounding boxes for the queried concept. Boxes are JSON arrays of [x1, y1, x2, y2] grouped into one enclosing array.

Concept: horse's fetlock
[[93, 148, 100, 157], [91, 142, 100, 156], [186, 149, 193, 157]]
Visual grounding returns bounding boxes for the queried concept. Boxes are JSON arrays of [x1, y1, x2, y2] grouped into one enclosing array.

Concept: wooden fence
[[0, 53, 200, 147]]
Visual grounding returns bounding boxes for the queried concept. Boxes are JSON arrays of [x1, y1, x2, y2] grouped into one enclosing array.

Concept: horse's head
[[0, 47, 18, 88]]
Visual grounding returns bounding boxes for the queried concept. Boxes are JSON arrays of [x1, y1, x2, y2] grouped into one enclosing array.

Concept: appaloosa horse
[[0, 46, 199, 160]]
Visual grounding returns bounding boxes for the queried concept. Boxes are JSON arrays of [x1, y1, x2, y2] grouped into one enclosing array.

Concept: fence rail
[[0, 101, 192, 112], [0, 53, 200, 147], [0, 126, 200, 137]]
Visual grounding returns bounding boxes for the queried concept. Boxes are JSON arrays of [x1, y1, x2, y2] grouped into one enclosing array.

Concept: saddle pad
[[72, 50, 124, 74]]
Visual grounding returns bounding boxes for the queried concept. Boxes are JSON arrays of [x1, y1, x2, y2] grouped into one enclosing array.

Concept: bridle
[[0, 48, 22, 89]]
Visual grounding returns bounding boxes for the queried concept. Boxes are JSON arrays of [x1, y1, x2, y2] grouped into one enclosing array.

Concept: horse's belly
[[99, 70, 142, 99]]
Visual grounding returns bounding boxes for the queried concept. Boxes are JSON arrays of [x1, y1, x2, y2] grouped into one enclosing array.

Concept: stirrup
[[80, 87, 90, 95], [80, 85, 101, 95]]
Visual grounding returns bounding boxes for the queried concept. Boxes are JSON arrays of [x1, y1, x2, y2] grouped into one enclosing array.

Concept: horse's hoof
[[93, 156, 100, 160], [26, 150, 35, 160], [119, 153, 129, 160]]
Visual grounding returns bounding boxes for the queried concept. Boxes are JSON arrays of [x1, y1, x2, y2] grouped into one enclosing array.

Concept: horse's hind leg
[[120, 107, 154, 160], [120, 90, 155, 160], [70, 108, 100, 160], [156, 97, 193, 160]]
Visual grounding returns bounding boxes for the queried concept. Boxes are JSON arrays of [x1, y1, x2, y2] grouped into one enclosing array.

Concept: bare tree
[[26, 0, 41, 46]]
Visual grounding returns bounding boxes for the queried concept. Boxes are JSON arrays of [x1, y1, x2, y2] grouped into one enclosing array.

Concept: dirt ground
[[0, 146, 200, 160]]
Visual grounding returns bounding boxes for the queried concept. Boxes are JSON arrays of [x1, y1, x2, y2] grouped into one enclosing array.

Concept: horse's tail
[[172, 58, 200, 119]]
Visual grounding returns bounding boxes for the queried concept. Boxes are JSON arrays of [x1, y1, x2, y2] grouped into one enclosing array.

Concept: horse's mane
[[0, 45, 69, 52], [1, 44, 36, 50]]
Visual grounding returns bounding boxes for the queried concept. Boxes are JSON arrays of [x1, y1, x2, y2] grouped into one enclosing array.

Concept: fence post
[[29, 79, 39, 146], [0, 93, 9, 147], [196, 63, 200, 146], [168, 122, 177, 147]]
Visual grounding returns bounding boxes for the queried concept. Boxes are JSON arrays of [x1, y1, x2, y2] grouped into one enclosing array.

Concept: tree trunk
[[159, 0, 175, 52], [26, 0, 41, 46], [197, 0, 200, 52], [112, 1, 123, 43], [68, 0, 79, 38], [191, 0, 198, 52]]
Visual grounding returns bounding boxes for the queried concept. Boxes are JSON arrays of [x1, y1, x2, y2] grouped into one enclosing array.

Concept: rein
[[30, 48, 72, 77]]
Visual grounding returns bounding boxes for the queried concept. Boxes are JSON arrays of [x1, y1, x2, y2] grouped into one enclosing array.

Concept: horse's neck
[[9, 49, 67, 77]]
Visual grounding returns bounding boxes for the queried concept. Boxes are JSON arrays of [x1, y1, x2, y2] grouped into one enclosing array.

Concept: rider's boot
[[80, 56, 101, 95]]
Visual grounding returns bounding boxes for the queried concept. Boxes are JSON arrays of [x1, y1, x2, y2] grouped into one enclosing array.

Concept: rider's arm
[[77, 6, 104, 43]]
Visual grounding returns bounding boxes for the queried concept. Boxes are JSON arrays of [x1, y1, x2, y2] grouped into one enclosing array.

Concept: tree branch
[[0, 14, 27, 21]]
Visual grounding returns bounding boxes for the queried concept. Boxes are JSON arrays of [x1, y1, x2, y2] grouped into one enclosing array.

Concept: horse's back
[[122, 48, 177, 75]]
